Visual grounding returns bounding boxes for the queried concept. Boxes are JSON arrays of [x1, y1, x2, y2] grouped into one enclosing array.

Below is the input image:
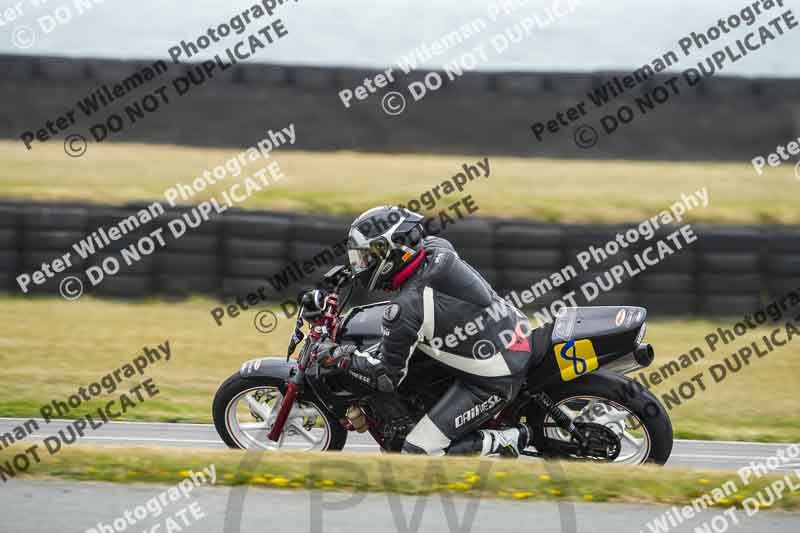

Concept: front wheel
[[212, 372, 347, 451], [524, 371, 673, 465]]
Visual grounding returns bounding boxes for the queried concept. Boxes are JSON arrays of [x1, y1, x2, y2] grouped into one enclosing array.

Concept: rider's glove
[[316, 343, 394, 392], [316, 342, 355, 374]]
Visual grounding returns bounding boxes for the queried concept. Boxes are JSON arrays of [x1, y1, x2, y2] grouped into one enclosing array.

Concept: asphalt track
[[3, 480, 799, 533], [2, 418, 800, 472]]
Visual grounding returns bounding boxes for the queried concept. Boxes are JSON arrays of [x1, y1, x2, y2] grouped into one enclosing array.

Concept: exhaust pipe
[[634, 343, 655, 367], [602, 343, 655, 375]]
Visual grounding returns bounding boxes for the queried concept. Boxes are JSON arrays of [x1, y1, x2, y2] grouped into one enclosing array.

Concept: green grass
[[4, 444, 800, 511], [1, 296, 799, 441], [2, 140, 798, 223]]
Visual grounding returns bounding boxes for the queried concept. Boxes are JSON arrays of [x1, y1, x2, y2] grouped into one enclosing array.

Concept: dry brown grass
[[4, 444, 800, 511], [1, 140, 796, 223], [0, 296, 798, 441]]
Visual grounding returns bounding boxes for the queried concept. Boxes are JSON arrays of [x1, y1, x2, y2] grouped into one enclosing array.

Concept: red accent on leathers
[[390, 249, 426, 291], [505, 322, 531, 352]]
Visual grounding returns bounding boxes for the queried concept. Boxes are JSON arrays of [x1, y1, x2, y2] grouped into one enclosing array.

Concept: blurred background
[[0, 0, 798, 464]]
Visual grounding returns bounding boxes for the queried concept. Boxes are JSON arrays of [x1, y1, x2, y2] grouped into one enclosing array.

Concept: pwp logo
[[224, 449, 578, 533]]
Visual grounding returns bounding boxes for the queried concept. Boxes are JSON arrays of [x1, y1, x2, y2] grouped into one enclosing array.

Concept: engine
[[362, 392, 428, 452]]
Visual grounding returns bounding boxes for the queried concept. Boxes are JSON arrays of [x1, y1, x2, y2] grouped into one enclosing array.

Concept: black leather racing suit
[[346, 236, 538, 455]]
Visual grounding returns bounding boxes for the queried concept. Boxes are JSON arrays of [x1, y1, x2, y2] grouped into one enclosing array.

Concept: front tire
[[212, 372, 347, 451], [525, 371, 673, 465]]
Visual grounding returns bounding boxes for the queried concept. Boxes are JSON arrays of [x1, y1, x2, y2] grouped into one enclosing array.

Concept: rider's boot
[[479, 423, 532, 457]]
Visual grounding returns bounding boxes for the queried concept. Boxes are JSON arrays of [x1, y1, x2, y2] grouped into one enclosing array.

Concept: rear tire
[[525, 371, 673, 465], [212, 372, 347, 451]]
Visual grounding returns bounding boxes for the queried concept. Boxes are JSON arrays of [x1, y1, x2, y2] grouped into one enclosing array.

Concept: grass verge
[[1, 296, 799, 441], [1, 140, 797, 223], [3, 444, 800, 512]]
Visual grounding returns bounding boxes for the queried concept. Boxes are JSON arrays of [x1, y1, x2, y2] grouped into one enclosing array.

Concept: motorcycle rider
[[315, 206, 544, 457]]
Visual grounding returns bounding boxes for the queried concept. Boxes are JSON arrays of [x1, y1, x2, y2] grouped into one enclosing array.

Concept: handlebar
[[286, 265, 354, 360]]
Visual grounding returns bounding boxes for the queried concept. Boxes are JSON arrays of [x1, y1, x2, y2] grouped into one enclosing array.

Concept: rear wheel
[[212, 373, 347, 451], [525, 371, 673, 465]]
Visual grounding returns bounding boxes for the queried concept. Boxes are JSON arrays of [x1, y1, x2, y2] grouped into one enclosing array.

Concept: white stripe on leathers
[[419, 287, 511, 377], [404, 414, 450, 455]]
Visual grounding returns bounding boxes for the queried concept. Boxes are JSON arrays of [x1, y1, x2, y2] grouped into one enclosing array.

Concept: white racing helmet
[[347, 206, 425, 291]]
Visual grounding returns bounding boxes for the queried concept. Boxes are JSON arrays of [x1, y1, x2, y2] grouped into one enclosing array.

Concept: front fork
[[267, 375, 302, 442]]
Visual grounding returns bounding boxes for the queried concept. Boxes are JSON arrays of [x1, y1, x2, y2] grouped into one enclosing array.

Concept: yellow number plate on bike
[[553, 339, 598, 381]]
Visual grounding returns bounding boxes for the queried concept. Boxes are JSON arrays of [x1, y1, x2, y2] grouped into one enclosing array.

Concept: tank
[[336, 301, 390, 348]]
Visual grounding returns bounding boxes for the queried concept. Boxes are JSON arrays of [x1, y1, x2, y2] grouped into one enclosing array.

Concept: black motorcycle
[[213, 265, 673, 464]]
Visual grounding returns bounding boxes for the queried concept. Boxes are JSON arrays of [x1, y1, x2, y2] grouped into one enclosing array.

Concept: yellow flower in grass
[[290, 482, 303, 488], [251, 476, 269, 485], [698, 479, 711, 485], [718, 498, 731, 505], [179, 470, 191, 478], [321, 479, 336, 487], [548, 488, 562, 496], [465, 474, 480, 484], [583, 494, 594, 502], [734, 494, 745, 501], [448, 482, 470, 491], [539, 474, 551, 482], [494, 471, 508, 479], [513, 491, 534, 500], [272, 477, 290, 487]]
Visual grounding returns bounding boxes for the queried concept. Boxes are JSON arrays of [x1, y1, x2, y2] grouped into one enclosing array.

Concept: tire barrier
[[0, 200, 798, 318], [766, 227, 800, 302], [0, 205, 19, 290], [20, 205, 89, 296], [3, 54, 800, 161]]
